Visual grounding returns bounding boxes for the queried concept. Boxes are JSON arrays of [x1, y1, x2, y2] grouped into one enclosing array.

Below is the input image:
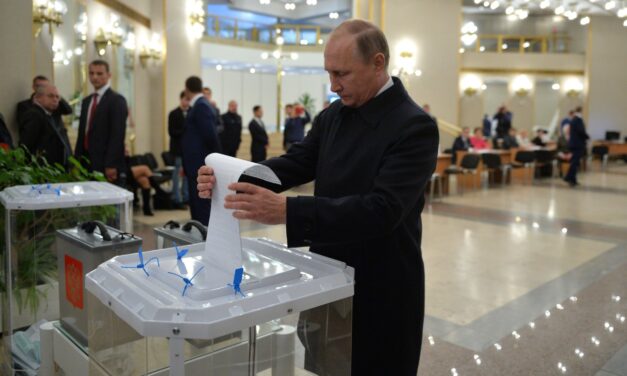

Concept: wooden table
[[594, 141, 627, 156]]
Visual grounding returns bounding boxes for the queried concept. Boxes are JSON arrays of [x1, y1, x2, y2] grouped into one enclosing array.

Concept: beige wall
[[0, 0, 33, 141], [586, 16, 627, 140], [383, 0, 461, 148]]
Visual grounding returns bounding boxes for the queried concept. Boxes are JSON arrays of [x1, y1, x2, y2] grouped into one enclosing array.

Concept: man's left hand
[[225, 183, 286, 225], [104, 168, 118, 182]]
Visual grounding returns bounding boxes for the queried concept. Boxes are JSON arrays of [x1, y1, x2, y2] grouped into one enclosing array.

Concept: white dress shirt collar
[[375, 75, 394, 97], [94, 82, 110, 98], [190, 93, 204, 107]]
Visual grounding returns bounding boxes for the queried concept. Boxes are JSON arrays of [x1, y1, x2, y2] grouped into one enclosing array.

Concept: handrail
[[465, 33, 572, 54], [438, 119, 463, 137]]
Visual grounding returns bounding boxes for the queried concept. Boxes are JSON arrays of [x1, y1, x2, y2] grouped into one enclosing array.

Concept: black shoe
[[172, 203, 187, 210], [563, 178, 578, 187]]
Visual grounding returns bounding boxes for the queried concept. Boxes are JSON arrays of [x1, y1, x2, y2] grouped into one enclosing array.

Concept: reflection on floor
[[131, 164, 627, 375]]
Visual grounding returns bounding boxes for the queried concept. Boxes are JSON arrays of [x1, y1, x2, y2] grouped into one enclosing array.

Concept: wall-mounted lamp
[[74, 12, 88, 42], [94, 14, 125, 56], [188, 0, 206, 40], [512, 75, 533, 97], [393, 40, 422, 81], [32, 0, 67, 37], [139, 33, 163, 67], [460, 74, 483, 96], [564, 78, 583, 97]]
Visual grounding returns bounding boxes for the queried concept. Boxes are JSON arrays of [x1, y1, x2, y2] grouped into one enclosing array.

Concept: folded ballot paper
[[203, 153, 281, 284]]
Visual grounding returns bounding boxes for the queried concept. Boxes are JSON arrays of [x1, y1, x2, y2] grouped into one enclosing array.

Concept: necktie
[[84, 93, 98, 150]]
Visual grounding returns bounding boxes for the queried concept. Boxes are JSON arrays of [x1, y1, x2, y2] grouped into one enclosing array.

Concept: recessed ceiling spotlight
[[216, 64, 222, 71], [259, 0, 270, 4], [580, 16, 590, 25], [605, 1, 616, 10], [329, 12, 339, 19], [306, 0, 317, 5], [285, 2, 296, 10]]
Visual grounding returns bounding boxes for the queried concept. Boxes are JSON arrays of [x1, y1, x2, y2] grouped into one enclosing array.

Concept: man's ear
[[373, 52, 386, 72]]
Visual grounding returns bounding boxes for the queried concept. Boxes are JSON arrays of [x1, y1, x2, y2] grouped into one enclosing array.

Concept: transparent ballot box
[[86, 238, 354, 375], [153, 220, 207, 249], [0, 182, 133, 372]]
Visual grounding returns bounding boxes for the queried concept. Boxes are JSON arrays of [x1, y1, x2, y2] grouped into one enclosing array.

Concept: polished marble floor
[[131, 161, 627, 375]]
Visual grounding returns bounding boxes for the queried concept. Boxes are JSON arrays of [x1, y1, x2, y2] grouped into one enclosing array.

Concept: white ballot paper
[[204, 153, 281, 277]]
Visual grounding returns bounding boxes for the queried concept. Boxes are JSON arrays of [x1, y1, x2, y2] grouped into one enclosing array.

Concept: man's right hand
[[197, 166, 216, 199]]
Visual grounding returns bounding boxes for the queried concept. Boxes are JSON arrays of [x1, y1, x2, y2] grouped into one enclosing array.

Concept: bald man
[[219, 100, 242, 157], [198, 20, 438, 375], [19, 84, 72, 167]]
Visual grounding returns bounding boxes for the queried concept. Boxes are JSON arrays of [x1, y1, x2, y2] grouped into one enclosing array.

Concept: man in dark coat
[[564, 106, 589, 186], [182, 76, 222, 225], [17, 75, 73, 132], [220, 100, 242, 157], [168, 91, 190, 208], [18, 84, 71, 167], [248, 105, 269, 162], [198, 19, 438, 376], [74, 60, 128, 184]]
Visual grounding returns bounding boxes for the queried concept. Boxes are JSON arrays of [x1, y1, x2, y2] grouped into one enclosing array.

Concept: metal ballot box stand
[[56, 222, 142, 347], [0, 182, 133, 374], [86, 238, 354, 376], [154, 220, 207, 249]]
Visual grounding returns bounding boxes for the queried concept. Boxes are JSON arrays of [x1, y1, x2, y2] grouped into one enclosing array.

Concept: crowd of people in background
[[2, 65, 315, 220], [450, 104, 589, 186]]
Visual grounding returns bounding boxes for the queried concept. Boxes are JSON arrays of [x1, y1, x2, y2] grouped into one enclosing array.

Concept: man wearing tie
[[248, 105, 269, 162], [75, 60, 128, 184], [19, 84, 71, 168], [182, 76, 221, 224]]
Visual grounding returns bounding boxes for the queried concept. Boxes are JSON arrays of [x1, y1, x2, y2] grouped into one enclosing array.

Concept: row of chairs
[[429, 150, 560, 200]]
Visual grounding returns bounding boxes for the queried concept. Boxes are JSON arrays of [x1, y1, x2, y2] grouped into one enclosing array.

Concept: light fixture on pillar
[[32, 0, 67, 37], [94, 14, 125, 56], [74, 12, 88, 42], [564, 78, 583, 97], [392, 40, 422, 85], [188, 0, 206, 40], [139, 33, 163, 67], [261, 38, 298, 132], [512, 75, 533, 97], [460, 74, 483, 96]]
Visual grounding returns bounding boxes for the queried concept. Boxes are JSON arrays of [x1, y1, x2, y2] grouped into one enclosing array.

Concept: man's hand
[[104, 168, 117, 182], [197, 165, 215, 198], [225, 182, 286, 225]]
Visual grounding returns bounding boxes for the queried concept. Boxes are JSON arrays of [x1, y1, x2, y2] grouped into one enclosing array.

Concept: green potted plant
[[298, 93, 316, 116], [0, 147, 115, 325]]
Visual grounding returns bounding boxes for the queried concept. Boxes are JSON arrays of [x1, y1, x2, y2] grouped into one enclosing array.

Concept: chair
[[144, 152, 173, 181], [445, 153, 481, 195], [533, 150, 557, 178], [590, 145, 609, 169], [511, 151, 535, 184], [428, 173, 443, 203], [605, 131, 620, 141], [481, 153, 511, 186]]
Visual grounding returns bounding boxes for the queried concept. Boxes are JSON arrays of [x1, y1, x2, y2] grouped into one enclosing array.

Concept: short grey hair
[[332, 19, 390, 69]]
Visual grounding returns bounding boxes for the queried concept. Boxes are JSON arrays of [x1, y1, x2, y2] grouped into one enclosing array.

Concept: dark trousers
[[565, 148, 583, 183], [251, 147, 266, 163], [186, 173, 210, 225]]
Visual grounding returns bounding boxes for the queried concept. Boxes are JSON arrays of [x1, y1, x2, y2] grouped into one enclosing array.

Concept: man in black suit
[[451, 126, 471, 163], [74, 60, 128, 184], [168, 91, 190, 208], [564, 106, 589, 186], [220, 100, 242, 157], [17, 75, 72, 131], [182, 76, 221, 225], [0, 112, 13, 150], [248, 105, 268, 162], [198, 19, 438, 375], [18, 84, 71, 167]]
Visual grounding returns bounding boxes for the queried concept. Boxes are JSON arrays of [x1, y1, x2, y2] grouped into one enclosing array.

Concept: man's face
[[32, 78, 49, 92], [228, 101, 237, 113], [203, 89, 212, 101], [180, 96, 190, 110], [324, 33, 384, 108], [89, 64, 111, 90], [37, 86, 60, 113], [255, 108, 263, 118], [462, 128, 470, 138], [285, 106, 293, 116]]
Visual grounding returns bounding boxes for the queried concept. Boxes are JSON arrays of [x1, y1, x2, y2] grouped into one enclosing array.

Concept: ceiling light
[[474, 0, 482, 3], [490, 1, 500, 10], [216, 64, 222, 71], [624, 19, 627, 26], [329, 12, 339, 19], [415, 69, 423, 77], [249, 67, 256, 74], [261, 52, 269, 59], [618, 7, 627, 17], [605, 1, 616, 10], [523, 41, 530, 48], [502, 43, 508, 49], [300, 39, 309, 45], [580, 16, 590, 25], [540, 0, 550, 9], [290, 52, 298, 60], [552, 83, 560, 90], [506, 5, 514, 14], [259, 0, 270, 4], [480, 45, 486, 51], [555, 5, 565, 14], [306, 0, 317, 4], [317, 38, 324, 44], [285, 2, 295, 10], [553, 15, 564, 22], [459, 47, 465, 53], [276, 36, 284, 45], [507, 14, 518, 21]]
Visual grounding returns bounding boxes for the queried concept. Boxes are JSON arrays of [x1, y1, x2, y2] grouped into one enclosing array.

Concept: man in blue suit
[[564, 106, 589, 186], [182, 76, 222, 224]]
